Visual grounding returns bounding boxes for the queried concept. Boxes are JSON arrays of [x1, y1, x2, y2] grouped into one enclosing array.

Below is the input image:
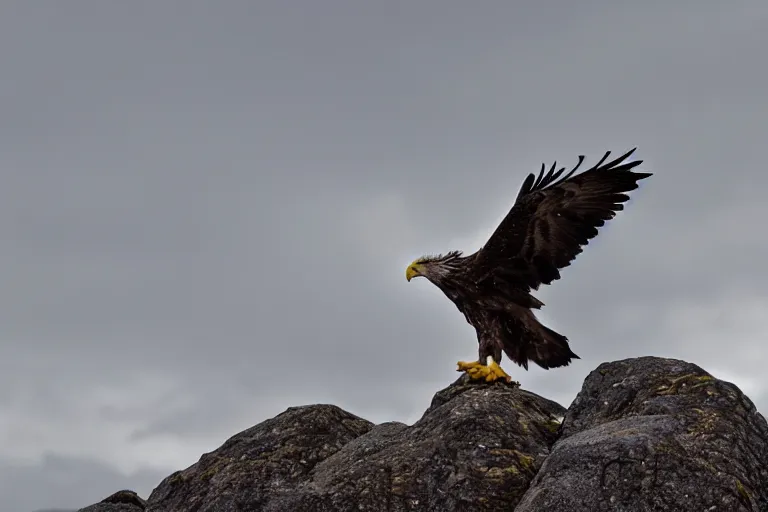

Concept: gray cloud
[[2, 1, 767, 510], [1, 454, 164, 512]]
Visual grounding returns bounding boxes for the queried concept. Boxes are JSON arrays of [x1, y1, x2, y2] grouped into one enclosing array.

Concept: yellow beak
[[405, 264, 420, 282]]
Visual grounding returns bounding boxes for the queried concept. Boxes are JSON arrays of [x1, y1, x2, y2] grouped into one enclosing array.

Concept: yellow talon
[[488, 360, 514, 384], [457, 360, 483, 372], [457, 360, 490, 380], [456, 358, 518, 386]]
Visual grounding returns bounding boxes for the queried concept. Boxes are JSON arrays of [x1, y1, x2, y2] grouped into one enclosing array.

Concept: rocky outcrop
[[77, 357, 768, 511], [516, 357, 768, 511], [148, 381, 563, 511]]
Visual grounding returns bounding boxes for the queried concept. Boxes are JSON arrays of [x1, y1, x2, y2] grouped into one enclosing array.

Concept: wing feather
[[471, 148, 651, 291]]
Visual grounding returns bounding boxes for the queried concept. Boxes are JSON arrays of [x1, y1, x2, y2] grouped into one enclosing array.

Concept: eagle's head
[[405, 259, 427, 282], [405, 251, 463, 282]]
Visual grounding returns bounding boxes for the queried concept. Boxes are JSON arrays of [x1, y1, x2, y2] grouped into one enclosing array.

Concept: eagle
[[405, 148, 651, 385]]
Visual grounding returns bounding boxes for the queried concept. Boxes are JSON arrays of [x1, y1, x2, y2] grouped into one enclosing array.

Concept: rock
[[76, 357, 768, 511], [516, 356, 768, 511], [147, 403, 374, 511], [147, 375, 562, 511], [78, 490, 146, 511]]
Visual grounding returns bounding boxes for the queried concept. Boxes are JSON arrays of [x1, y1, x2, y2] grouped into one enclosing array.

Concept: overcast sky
[[2, 2, 767, 511]]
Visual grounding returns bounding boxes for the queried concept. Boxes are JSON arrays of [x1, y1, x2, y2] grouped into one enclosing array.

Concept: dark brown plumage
[[406, 148, 651, 380]]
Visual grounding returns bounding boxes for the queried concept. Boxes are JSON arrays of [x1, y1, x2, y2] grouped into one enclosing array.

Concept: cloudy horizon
[[2, 2, 767, 511]]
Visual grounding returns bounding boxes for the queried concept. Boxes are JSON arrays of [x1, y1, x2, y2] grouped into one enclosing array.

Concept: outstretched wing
[[470, 148, 651, 291]]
